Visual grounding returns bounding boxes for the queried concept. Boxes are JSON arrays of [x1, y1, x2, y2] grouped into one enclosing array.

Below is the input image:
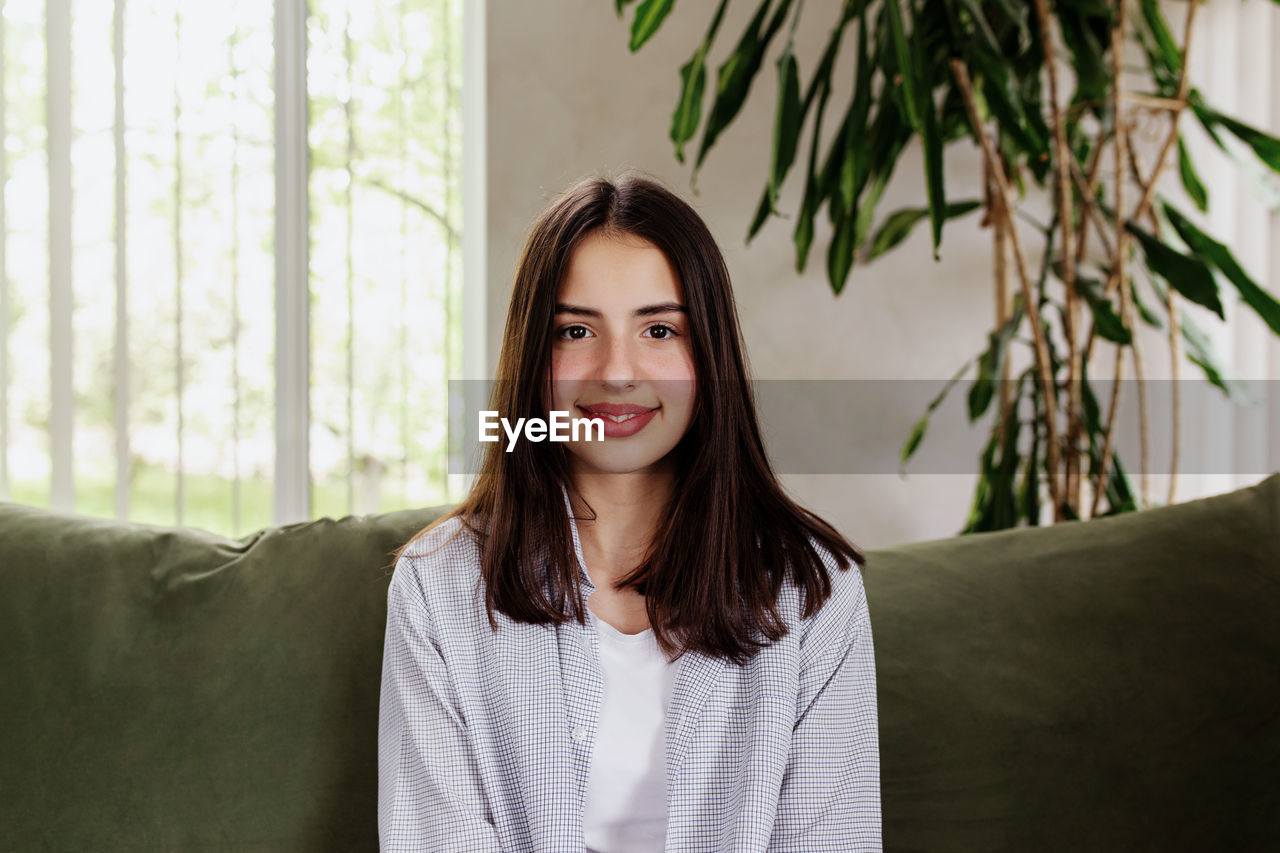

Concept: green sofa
[[2, 474, 1277, 851]]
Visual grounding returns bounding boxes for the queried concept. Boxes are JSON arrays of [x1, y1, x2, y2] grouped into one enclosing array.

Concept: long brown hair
[[399, 172, 865, 664]]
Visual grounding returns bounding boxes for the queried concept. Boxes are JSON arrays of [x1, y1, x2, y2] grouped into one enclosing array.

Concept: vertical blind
[[0, 0, 463, 536]]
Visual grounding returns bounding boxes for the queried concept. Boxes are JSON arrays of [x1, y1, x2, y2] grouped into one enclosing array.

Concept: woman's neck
[[567, 467, 674, 590]]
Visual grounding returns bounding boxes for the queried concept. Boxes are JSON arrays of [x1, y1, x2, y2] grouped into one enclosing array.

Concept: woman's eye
[[558, 325, 592, 340], [646, 323, 678, 340]]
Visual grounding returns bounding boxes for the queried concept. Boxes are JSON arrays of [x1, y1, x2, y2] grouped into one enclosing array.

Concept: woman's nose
[[598, 334, 637, 389]]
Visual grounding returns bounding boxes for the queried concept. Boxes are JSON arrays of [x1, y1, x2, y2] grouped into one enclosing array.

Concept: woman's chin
[[566, 445, 680, 477]]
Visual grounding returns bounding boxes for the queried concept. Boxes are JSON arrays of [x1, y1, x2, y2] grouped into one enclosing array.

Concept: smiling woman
[[548, 228, 698, 476], [378, 173, 882, 852]]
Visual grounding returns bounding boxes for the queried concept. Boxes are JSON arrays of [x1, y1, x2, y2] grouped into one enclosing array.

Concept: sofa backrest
[[2, 474, 1277, 851], [0, 504, 444, 851], [871, 473, 1279, 851]]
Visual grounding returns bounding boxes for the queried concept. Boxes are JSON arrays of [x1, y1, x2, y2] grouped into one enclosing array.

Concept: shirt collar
[[560, 480, 596, 596]]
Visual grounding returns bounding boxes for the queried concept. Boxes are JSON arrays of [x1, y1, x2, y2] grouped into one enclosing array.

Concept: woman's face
[[547, 229, 697, 477]]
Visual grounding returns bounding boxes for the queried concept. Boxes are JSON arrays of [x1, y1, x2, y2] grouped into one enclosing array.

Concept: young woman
[[377, 174, 881, 852]]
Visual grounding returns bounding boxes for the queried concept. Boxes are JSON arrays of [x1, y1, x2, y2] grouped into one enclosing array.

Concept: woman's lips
[[577, 404, 659, 438]]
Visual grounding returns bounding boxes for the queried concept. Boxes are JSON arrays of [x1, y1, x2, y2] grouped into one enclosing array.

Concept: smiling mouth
[[577, 405, 659, 423]]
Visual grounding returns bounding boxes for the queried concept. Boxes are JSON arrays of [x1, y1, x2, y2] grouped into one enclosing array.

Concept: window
[[0, 0, 470, 536]]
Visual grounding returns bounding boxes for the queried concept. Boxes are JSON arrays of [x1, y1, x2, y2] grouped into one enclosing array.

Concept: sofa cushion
[[0, 503, 443, 851], [873, 473, 1280, 851]]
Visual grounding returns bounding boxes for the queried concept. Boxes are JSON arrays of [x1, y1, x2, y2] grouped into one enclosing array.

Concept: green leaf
[[989, 0, 1031, 48], [911, 1, 945, 258], [1177, 138, 1208, 212], [1163, 203, 1280, 336], [747, 185, 773, 242], [922, 94, 946, 258], [846, 92, 911, 247], [991, 383, 1023, 529], [1139, 0, 1182, 75], [1149, 268, 1254, 403], [853, 168, 891, 251], [839, 5, 875, 211], [1126, 221, 1224, 319], [793, 76, 834, 272], [669, 0, 730, 164], [1057, 8, 1109, 107], [1189, 95, 1228, 151], [966, 369, 1026, 532], [962, 428, 997, 532], [751, 0, 852, 239], [1179, 309, 1255, 402], [794, 3, 863, 273], [801, 3, 858, 121], [1129, 278, 1165, 330], [1074, 272, 1132, 344], [1100, 452, 1137, 516], [968, 293, 1025, 420], [1206, 110, 1280, 174], [696, 0, 794, 174], [867, 200, 980, 261], [671, 50, 708, 164], [629, 0, 675, 51], [901, 413, 929, 464], [884, 0, 921, 131], [955, 0, 1000, 54], [828, 211, 858, 294], [968, 50, 1048, 162], [1193, 98, 1280, 173], [1081, 378, 1138, 516], [868, 209, 929, 260], [615, 0, 639, 17], [900, 356, 976, 469], [794, 175, 820, 272], [768, 45, 803, 206]]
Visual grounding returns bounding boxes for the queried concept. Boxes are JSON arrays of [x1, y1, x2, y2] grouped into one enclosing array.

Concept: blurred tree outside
[[0, 0, 463, 537]]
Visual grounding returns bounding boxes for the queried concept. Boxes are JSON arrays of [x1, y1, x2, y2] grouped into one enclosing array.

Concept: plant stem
[[952, 59, 1063, 515], [1091, 0, 1132, 514], [989, 160, 1014, 451], [1032, 0, 1081, 517], [1130, 0, 1202, 229], [1073, 126, 1111, 268], [1126, 153, 1179, 510], [1120, 92, 1187, 112]]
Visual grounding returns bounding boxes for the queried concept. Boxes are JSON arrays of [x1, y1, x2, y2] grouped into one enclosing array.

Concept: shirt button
[[571, 726, 588, 743]]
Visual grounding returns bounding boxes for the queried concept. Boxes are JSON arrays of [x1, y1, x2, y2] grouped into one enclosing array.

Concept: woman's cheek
[[652, 345, 695, 380]]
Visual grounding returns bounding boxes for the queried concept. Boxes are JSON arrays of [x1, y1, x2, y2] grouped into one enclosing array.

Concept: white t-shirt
[[582, 606, 680, 853]]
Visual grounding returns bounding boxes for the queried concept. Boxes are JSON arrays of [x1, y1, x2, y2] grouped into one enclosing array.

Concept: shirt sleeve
[[769, 565, 882, 852], [377, 557, 503, 852]]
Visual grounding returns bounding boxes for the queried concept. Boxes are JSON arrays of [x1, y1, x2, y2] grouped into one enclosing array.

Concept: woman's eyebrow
[[635, 302, 687, 317], [554, 302, 686, 317]]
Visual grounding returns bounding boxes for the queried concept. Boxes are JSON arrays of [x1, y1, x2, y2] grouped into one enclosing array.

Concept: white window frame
[[271, 0, 486, 524]]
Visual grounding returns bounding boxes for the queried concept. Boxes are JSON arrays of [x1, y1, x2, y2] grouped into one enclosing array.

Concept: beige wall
[[484, 0, 1277, 547]]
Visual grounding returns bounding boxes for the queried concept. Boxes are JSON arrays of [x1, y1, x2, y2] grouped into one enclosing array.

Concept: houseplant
[[613, 0, 1280, 530]]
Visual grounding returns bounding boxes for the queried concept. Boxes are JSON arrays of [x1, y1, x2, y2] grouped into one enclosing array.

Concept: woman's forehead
[[557, 231, 683, 306]]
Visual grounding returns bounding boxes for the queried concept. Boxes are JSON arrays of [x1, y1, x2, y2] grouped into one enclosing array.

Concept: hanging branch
[[1087, 0, 1203, 511], [1130, 0, 1202, 228], [989, 160, 1015, 452], [1031, 0, 1082, 516], [952, 60, 1064, 516], [1091, 0, 1132, 517], [1072, 127, 1110, 272]]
